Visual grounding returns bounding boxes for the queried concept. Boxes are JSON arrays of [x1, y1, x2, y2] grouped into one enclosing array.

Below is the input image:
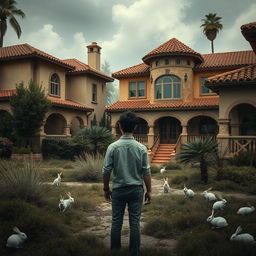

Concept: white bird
[[237, 206, 255, 215], [160, 166, 166, 174], [207, 210, 228, 229], [183, 184, 195, 198], [203, 187, 217, 201], [230, 226, 255, 243], [52, 172, 62, 186]]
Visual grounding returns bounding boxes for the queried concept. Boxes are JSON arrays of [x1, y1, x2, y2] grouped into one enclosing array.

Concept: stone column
[[180, 124, 188, 144], [64, 125, 71, 137], [147, 125, 155, 149]]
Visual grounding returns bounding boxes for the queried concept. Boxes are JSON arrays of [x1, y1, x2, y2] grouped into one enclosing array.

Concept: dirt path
[[63, 178, 255, 251]]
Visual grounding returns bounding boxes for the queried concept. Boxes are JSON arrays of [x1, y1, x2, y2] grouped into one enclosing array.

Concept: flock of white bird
[[6, 172, 75, 249], [160, 166, 256, 244]]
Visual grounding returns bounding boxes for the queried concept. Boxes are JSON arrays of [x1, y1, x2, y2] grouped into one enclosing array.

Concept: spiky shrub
[[75, 153, 104, 182], [0, 160, 44, 203], [176, 138, 218, 183]]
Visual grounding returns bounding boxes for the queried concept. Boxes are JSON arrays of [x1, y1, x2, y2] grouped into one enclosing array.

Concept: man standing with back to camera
[[102, 111, 152, 256]]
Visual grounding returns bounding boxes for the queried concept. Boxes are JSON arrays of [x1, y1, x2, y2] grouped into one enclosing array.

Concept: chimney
[[86, 42, 101, 71]]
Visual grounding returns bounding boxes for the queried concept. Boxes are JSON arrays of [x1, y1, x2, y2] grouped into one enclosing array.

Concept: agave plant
[[176, 137, 218, 183]]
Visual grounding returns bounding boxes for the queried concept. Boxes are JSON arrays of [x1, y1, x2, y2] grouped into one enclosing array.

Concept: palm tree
[[201, 13, 223, 53], [0, 0, 25, 47], [176, 138, 218, 183]]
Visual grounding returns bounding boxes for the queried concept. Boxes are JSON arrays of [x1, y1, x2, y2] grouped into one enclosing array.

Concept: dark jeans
[[111, 185, 144, 256]]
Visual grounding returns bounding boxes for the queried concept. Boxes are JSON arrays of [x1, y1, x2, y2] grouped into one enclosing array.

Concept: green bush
[[42, 139, 82, 160], [164, 162, 182, 170], [217, 166, 256, 184], [0, 160, 45, 203], [150, 164, 160, 174], [12, 146, 34, 154], [228, 151, 256, 167], [170, 175, 188, 185], [75, 153, 104, 182], [0, 137, 12, 158]]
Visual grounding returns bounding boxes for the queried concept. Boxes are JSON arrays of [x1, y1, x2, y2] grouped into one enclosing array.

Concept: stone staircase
[[151, 144, 176, 164]]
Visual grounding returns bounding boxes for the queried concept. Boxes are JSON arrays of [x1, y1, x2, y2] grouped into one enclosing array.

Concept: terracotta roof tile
[[241, 22, 256, 30], [0, 89, 93, 111], [195, 51, 256, 70], [0, 89, 16, 98], [206, 64, 256, 86], [112, 63, 150, 78], [142, 38, 203, 64], [106, 98, 219, 112], [240, 22, 256, 53], [48, 96, 93, 111], [0, 44, 73, 69], [63, 58, 114, 82]]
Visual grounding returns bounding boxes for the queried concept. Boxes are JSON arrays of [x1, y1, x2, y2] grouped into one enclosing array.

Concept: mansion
[[106, 22, 256, 163], [0, 42, 113, 147]]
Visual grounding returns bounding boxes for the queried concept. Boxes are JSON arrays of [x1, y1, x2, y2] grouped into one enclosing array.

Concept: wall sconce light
[[184, 73, 188, 82]]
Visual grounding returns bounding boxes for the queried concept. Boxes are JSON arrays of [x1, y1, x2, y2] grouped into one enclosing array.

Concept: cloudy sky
[[4, 0, 256, 73]]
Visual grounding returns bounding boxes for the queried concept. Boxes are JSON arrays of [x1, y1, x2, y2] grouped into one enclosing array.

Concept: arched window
[[155, 75, 181, 99], [50, 73, 60, 96]]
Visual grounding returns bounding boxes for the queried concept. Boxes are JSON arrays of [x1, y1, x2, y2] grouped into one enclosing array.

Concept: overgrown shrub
[[217, 166, 256, 184], [12, 146, 34, 154], [150, 164, 160, 174], [42, 139, 82, 160], [75, 153, 104, 182], [170, 175, 188, 185], [228, 151, 256, 167], [0, 137, 12, 158], [0, 160, 44, 203], [164, 162, 182, 170], [72, 126, 115, 155]]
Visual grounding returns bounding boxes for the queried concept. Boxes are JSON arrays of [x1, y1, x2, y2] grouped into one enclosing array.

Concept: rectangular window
[[92, 84, 97, 102], [200, 77, 210, 94], [129, 81, 146, 98]]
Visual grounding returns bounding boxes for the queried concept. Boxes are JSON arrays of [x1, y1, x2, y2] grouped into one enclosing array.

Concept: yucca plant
[[0, 160, 44, 202], [176, 138, 218, 183]]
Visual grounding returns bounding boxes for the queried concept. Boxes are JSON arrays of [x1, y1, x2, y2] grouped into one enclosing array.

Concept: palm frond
[[9, 15, 21, 37]]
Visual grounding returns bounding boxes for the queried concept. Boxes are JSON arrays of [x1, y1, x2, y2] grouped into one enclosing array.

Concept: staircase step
[[151, 143, 176, 164]]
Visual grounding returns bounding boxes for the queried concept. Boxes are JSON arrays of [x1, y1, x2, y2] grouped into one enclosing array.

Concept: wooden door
[[159, 117, 181, 144]]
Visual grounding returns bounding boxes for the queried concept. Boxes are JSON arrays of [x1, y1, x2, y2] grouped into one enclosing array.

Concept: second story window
[[155, 75, 181, 99], [129, 81, 146, 98], [165, 59, 170, 65], [200, 77, 211, 94], [176, 58, 181, 65], [155, 60, 159, 66], [92, 84, 97, 102], [50, 73, 60, 96]]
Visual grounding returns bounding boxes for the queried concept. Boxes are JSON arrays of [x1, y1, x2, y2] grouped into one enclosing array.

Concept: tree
[[0, 0, 25, 47], [101, 60, 119, 106], [176, 138, 218, 183], [10, 81, 51, 146], [0, 110, 15, 140], [201, 13, 223, 53]]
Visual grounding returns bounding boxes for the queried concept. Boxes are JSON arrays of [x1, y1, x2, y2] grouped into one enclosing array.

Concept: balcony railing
[[133, 134, 148, 144], [187, 134, 217, 143], [45, 134, 67, 139], [227, 136, 256, 156]]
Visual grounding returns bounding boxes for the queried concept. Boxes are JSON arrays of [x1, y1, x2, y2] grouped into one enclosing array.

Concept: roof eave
[[112, 72, 150, 79], [51, 102, 94, 112], [67, 70, 114, 82]]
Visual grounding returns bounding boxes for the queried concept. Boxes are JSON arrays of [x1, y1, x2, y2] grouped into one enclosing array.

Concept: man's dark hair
[[118, 111, 138, 133]]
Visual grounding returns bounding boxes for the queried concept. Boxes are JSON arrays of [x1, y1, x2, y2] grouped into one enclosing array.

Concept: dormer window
[[155, 75, 181, 99], [50, 73, 60, 96]]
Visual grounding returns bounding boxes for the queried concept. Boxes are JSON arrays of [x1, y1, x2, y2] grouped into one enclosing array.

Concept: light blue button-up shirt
[[102, 135, 151, 189]]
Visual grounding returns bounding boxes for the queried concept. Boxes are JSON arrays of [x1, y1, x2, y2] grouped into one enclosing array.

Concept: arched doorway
[[44, 113, 67, 135], [134, 118, 149, 134], [71, 117, 84, 136], [229, 104, 256, 136], [155, 117, 181, 144], [187, 116, 218, 135]]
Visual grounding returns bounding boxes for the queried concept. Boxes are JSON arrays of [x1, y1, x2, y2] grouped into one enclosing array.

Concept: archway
[[229, 104, 256, 136], [71, 117, 84, 136], [155, 116, 181, 144], [44, 113, 67, 135], [187, 116, 218, 135]]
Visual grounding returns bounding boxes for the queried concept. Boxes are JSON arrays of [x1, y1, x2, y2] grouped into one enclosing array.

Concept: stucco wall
[[0, 60, 32, 89]]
